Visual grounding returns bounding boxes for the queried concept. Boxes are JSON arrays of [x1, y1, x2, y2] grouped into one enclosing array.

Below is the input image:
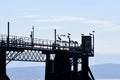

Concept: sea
[[38, 79, 120, 80], [9, 78, 120, 80], [95, 79, 120, 80]]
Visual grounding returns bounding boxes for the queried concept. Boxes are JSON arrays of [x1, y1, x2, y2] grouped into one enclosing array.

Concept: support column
[[73, 57, 78, 72], [54, 50, 71, 80], [45, 53, 50, 80], [81, 56, 89, 80], [0, 49, 10, 80], [72, 57, 78, 80]]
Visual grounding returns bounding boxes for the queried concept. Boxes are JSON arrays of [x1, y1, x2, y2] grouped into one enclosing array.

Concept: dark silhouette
[[0, 22, 95, 80]]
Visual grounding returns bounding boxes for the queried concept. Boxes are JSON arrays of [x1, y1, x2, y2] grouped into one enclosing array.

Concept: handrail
[[0, 34, 81, 52]]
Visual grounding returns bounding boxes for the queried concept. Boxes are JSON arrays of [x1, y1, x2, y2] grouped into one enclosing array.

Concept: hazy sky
[[0, 0, 120, 68]]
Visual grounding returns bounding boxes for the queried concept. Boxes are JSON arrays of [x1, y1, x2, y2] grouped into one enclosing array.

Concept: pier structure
[[0, 22, 95, 80]]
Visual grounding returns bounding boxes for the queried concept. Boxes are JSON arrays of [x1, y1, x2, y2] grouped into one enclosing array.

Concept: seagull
[[57, 35, 61, 40], [60, 34, 66, 37], [92, 30, 95, 33], [74, 41, 78, 44], [81, 34, 84, 36], [68, 33, 71, 36], [89, 33, 92, 35], [67, 33, 71, 38]]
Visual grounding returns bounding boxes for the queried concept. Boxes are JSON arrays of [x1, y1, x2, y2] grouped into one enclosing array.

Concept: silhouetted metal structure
[[0, 23, 95, 80]]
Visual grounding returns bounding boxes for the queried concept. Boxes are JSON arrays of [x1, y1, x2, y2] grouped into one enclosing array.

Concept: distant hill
[[91, 63, 120, 78], [7, 64, 120, 80]]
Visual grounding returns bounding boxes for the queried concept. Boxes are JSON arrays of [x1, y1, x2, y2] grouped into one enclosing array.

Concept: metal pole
[[92, 31, 95, 55], [67, 33, 71, 50], [69, 37, 70, 50], [54, 29, 56, 45], [30, 26, 34, 47], [54, 29, 56, 50], [32, 26, 34, 44], [7, 22, 10, 47]]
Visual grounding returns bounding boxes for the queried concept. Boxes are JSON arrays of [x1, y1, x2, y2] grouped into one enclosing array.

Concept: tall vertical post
[[67, 33, 71, 50], [32, 26, 34, 42], [30, 26, 34, 47], [92, 30, 95, 55], [32, 26, 34, 46], [81, 56, 89, 80], [54, 29, 56, 44], [7, 22, 10, 47], [68, 37, 70, 50], [54, 29, 57, 50], [45, 53, 50, 80]]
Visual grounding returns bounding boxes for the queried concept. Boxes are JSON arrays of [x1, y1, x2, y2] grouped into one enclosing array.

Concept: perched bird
[[89, 33, 92, 35], [81, 34, 84, 36], [60, 34, 66, 37], [57, 35, 61, 40]]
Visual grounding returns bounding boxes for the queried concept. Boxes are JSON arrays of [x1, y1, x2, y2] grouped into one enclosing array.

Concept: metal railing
[[0, 34, 81, 52]]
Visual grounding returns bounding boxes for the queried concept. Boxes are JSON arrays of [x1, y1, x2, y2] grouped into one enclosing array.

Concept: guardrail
[[0, 34, 81, 52]]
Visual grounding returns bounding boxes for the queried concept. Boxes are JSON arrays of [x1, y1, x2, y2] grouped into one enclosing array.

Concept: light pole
[[54, 29, 56, 45], [30, 26, 34, 47], [7, 22, 10, 47], [92, 30, 95, 54], [32, 26, 34, 43], [89, 30, 95, 55], [67, 33, 71, 50]]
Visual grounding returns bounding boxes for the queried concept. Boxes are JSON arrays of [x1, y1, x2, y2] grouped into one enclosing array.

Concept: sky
[[0, 0, 120, 68]]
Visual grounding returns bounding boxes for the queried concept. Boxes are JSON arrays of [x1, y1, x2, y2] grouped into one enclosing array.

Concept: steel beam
[[0, 48, 10, 80]]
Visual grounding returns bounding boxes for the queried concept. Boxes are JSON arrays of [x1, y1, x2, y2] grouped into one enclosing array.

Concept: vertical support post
[[30, 26, 34, 47], [7, 22, 10, 47], [0, 50, 6, 79], [32, 26, 34, 47], [72, 57, 78, 80], [32, 26, 34, 44], [68, 37, 70, 50], [92, 31, 95, 55], [67, 33, 71, 50], [54, 29, 56, 45], [73, 58, 78, 72], [81, 56, 89, 80], [54, 50, 70, 80], [0, 48, 10, 80], [45, 53, 50, 80], [81, 36, 92, 79]]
